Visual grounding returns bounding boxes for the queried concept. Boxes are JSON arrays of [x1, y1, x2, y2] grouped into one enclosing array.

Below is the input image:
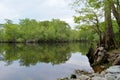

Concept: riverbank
[[58, 48, 120, 80], [58, 66, 120, 80]]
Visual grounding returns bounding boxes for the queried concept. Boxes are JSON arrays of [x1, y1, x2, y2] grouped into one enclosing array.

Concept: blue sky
[[0, 0, 76, 27]]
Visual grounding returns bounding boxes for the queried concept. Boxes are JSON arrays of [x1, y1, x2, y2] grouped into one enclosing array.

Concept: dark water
[[0, 43, 93, 80]]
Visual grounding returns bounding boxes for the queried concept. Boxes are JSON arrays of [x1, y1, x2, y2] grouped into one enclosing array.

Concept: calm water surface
[[0, 43, 93, 80]]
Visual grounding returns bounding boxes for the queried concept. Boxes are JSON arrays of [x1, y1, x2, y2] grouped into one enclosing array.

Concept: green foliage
[[72, 0, 120, 48], [0, 18, 81, 42], [73, 0, 104, 42], [4, 20, 20, 42], [0, 29, 5, 42], [76, 24, 96, 41], [88, 0, 103, 8]]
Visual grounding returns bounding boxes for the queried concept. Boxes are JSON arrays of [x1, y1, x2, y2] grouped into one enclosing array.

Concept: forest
[[0, 19, 80, 43]]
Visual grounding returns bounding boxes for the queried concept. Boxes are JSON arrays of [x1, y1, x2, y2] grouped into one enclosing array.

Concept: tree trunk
[[94, 13, 102, 47], [96, 18, 102, 47], [110, 0, 120, 46], [110, 0, 120, 45], [103, 0, 116, 50]]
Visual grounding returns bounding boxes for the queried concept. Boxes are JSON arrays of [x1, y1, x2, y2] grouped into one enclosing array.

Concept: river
[[0, 43, 93, 80]]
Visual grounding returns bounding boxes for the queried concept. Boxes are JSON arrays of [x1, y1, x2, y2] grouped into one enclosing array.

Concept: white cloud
[[0, 4, 18, 19], [0, 0, 75, 27], [44, 0, 67, 7]]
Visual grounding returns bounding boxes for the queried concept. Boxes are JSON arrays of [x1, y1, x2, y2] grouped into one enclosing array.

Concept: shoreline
[[59, 47, 120, 80], [59, 66, 120, 80]]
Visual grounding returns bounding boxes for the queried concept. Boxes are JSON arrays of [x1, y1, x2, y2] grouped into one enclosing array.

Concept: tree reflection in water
[[0, 43, 90, 67]]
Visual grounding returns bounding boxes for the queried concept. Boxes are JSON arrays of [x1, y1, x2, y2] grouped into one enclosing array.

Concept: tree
[[19, 18, 39, 42], [0, 29, 5, 42], [50, 19, 71, 41], [74, 7, 103, 45], [72, 0, 119, 49], [111, 0, 120, 27], [4, 19, 19, 42], [103, 0, 116, 49], [110, 0, 120, 44]]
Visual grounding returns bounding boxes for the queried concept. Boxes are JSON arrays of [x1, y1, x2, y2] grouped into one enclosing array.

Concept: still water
[[0, 43, 93, 80]]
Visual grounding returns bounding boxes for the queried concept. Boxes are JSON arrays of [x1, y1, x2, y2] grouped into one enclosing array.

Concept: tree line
[[0, 19, 81, 43]]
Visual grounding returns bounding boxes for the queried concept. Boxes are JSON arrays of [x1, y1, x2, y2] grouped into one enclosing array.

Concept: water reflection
[[0, 43, 92, 80], [0, 43, 90, 66]]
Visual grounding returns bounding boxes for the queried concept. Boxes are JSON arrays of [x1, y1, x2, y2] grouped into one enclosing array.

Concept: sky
[[0, 0, 76, 27]]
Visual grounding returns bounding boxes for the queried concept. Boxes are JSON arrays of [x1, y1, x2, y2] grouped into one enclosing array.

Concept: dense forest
[[0, 19, 80, 43]]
